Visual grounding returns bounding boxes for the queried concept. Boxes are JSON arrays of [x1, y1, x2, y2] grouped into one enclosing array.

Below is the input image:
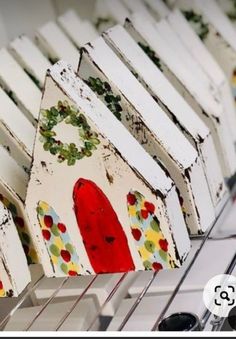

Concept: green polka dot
[[60, 263, 68, 274], [159, 249, 168, 262], [36, 206, 44, 216], [150, 219, 160, 232], [144, 240, 156, 253], [143, 260, 152, 270], [49, 244, 60, 257], [65, 243, 74, 254], [51, 224, 60, 237]]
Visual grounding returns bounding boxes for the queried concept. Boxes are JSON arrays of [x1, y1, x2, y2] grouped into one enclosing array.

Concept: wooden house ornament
[[25, 61, 191, 277], [78, 37, 215, 235]]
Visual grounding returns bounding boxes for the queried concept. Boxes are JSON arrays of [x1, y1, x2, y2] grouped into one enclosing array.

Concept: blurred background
[[0, 0, 95, 47]]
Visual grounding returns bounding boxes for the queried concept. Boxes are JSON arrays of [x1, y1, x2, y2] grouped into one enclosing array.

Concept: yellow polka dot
[[144, 228, 163, 246], [139, 246, 151, 262], [128, 205, 136, 217], [51, 255, 58, 265], [39, 201, 50, 212], [68, 262, 79, 272], [0, 289, 5, 297], [54, 237, 64, 250]]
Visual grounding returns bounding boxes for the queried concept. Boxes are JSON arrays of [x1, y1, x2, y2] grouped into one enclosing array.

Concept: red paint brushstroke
[[73, 178, 135, 273]]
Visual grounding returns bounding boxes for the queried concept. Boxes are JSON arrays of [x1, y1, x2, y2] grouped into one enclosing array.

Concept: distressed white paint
[[0, 87, 35, 172], [35, 21, 79, 69], [32, 272, 137, 316], [0, 158, 39, 267], [125, 13, 236, 178], [197, 0, 236, 52], [166, 9, 236, 150], [0, 145, 28, 201], [103, 25, 227, 208], [144, 0, 170, 19], [58, 10, 99, 48], [175, 1, 236, 80], [9, 35, 51, 89], [0, 48, 41, 126], [0, 201, 31, 297], [26, 61, 191, 277], [122, 0, 155, 22], [93, 0, 130, 32], [79, 38, 215, 234]]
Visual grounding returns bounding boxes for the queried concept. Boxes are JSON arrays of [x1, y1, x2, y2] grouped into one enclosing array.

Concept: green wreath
[[39, 101, 100, 166]]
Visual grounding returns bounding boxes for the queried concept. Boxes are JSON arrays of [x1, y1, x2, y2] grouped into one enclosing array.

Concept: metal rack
[[0, 186, 235, 332]]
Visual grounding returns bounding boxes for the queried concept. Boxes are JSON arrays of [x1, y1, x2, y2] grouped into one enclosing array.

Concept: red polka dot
[[61, 250, 71, 263], [159, 239, 168, 252], [68, 270, 77, 276], [58, 223, 67, 233], [131, 228, 142, 241], [127, 193, 136, 205], [42, 229, 51, 241], [144, 201, 155, 214], [44, 215, 53, 228], [152, 262, 163, 271], [141, 209, 149, 219]]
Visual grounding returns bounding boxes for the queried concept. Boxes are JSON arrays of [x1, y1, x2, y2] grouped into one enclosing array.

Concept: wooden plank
[[93, 0, 130, 32], [9, 35, 51, 89], [125, 13, 236, 178], [58, 9, 99, 48], [166, 9, 236, 154], [26, 61, 190, 277], [0, 87, 35, 172], [176, 0, 236, 130], [35, 21, 79, 69], [0, 146, 39, 265], [0, 48, 41, 126], [103, 25, 227, 209], [122, 0, 155, 22], [78, 37, 215, 234], [144, 0, 170, 19], [0, 201, 31, 297]]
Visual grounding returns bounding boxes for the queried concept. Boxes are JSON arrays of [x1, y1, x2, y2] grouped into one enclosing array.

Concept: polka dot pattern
[[127, 190, 173, 271], [37, 201, 84, 276]]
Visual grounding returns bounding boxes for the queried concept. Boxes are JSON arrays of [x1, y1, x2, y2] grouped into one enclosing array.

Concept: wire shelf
[[0, 186, 235, 332]]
